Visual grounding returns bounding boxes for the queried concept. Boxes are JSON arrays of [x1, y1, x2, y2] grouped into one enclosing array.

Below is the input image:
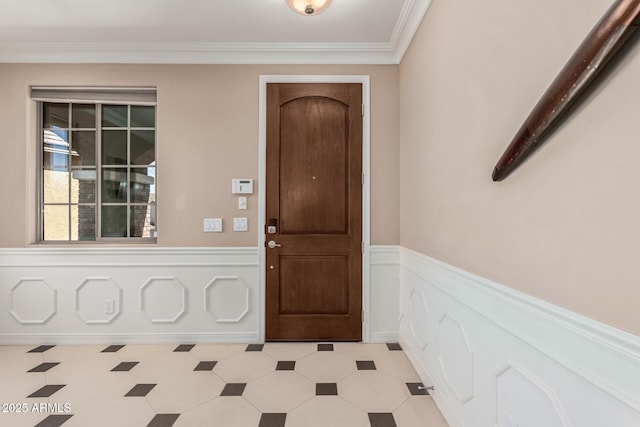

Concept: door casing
[[258, 75, 371, 343]]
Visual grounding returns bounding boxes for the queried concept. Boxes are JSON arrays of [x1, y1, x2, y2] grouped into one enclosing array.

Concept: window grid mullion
[[67, 103, 72, 241], [96, 103, 103, 241]]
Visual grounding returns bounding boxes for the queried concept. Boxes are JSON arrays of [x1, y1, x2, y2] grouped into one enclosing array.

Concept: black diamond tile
[[28, 384, 66, 398], [174, 344, 195, 352], [259, 413, 287, 427], [220, 383, 246, 396], [101, 345, 125, 353], [368, 412, 398, 427], [194, 361, 217, 371], [356, 360, 377, 370], [28, 362, 60, 373], [125, 384, 156, 397], [317, 343, 334, 351], [406, 382, 429, 395], [34, 414, 73, 427], [276, 361, 296, 371], [28, 345, 55, 353], [246, 344, 264, 352], [386, 343, 402, 351], [147, 413, 180, 427], [111, 362, 139, 372], [316, 383, 338, 396]]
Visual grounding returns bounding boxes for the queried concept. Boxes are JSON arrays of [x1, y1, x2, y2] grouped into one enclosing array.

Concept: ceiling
[[0, 0, 432, 64]]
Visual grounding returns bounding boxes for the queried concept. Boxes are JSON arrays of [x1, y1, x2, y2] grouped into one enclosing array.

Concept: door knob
[[267, 240, 282, 249]]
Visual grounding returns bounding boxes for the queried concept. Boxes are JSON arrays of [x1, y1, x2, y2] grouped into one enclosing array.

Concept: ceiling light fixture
[[285, 0, 332, 16]]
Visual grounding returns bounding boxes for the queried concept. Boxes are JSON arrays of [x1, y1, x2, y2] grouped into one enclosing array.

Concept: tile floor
[[0, 342, 449, 427]]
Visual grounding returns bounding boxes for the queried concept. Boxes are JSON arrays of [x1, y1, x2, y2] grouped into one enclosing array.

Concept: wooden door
[[265, 83, 363, 341]]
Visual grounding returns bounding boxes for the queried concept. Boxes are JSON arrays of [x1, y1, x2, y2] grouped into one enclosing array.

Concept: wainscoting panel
[[399, 247, 640, 427], [0, 248, 260, 344], [369, 246, 400, 343], [0, 246, 398, 345]]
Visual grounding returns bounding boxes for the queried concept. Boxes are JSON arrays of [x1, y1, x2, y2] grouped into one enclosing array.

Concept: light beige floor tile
[[296, 351, 356, 382], [51, 371, 137, 413], [394, 396, 450, 426], [286, 396, 370, 427], [63, 397, 156, 427], [333, 342, 390, 360], [189, 343, 247, 361], [43, 352, 122, 384], [145, 371, 225, 413], [128, 351, 200, 383], [0, 372, 46, 402], [213, 352, 275, 383], [243, 371, 315, 412], [0, 350, 42, 380], [0, 409, 50, 427], [374, 351, 423, 382], [339, 370, 410, 412], [43, 345, 106, 361], [114, 344, 176, 360], [262, 342, 317, 361], [174, 396, 260, 427]]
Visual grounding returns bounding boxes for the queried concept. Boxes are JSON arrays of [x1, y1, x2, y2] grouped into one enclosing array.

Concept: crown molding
[[0, 1, 432, 64]]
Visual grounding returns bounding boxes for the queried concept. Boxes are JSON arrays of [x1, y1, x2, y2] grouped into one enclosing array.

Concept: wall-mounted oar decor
[[492, 0, 640, 181]]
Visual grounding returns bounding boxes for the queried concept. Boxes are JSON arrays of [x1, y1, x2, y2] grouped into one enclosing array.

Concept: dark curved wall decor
[[492, 0, 640, 181]]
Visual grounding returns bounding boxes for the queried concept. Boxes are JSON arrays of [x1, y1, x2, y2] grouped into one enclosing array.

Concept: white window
[[33, 88, 157, 242]]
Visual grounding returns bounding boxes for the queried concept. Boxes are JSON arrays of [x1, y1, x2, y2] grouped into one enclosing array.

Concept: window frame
[[34, 88, 157, 244]]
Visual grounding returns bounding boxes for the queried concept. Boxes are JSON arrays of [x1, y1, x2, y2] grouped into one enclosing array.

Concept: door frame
[[258, 75, 371, 343]]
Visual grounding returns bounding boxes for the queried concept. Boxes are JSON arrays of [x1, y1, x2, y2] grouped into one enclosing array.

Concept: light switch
[[238, 196, 247, 210], [233, 217, 248, 232], [204, 218, 223, 232]]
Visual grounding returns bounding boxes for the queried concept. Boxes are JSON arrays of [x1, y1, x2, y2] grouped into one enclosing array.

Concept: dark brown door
[[265, 83, 363, 341]]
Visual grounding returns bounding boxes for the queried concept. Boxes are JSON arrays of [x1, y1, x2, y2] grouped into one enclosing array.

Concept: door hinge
[[361, 103, 364, 117], [362, 310, 365, 323], [362, 173, 365, 185], [361, 241, 365, 253]]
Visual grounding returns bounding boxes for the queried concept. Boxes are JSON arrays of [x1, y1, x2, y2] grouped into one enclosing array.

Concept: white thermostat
[[232, 179, 253, 194]]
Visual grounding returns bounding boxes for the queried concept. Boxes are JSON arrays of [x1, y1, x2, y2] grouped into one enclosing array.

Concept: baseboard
[[368, 332, 399, 343], [0, 332, 261, 346], [399, 247, 640, 427]]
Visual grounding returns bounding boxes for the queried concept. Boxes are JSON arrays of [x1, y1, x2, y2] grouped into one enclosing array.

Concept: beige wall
[[399, 0, 640, 334], [0, 64, 399, 247]]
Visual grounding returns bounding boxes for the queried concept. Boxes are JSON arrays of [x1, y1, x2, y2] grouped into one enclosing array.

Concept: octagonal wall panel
[[140, 277, 187, 323], [10, 278, 57, 324], [438, 314, 474, 404], [75, 277, 122, 324], [409, 287, 430, 350], [204, 276, 250, 323], [496, 364, 569, 427]]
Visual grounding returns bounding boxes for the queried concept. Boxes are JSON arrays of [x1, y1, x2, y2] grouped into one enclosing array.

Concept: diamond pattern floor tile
[[259, 412, 287, 427], [369, 412, 398, 427], [147, 413, 180, 427], [28, 384, 66, 398], [125, 383, 156, 397], [193, 361, 217, 371], [28, 362, 60, 373], [28, 345, 55, 353], [111, 362, 139, 372], [101, 345, 125, 353], [34, 414, 74, 427]]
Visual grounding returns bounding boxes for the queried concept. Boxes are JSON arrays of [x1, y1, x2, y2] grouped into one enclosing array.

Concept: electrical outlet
[[104, 299, 115, 315]]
